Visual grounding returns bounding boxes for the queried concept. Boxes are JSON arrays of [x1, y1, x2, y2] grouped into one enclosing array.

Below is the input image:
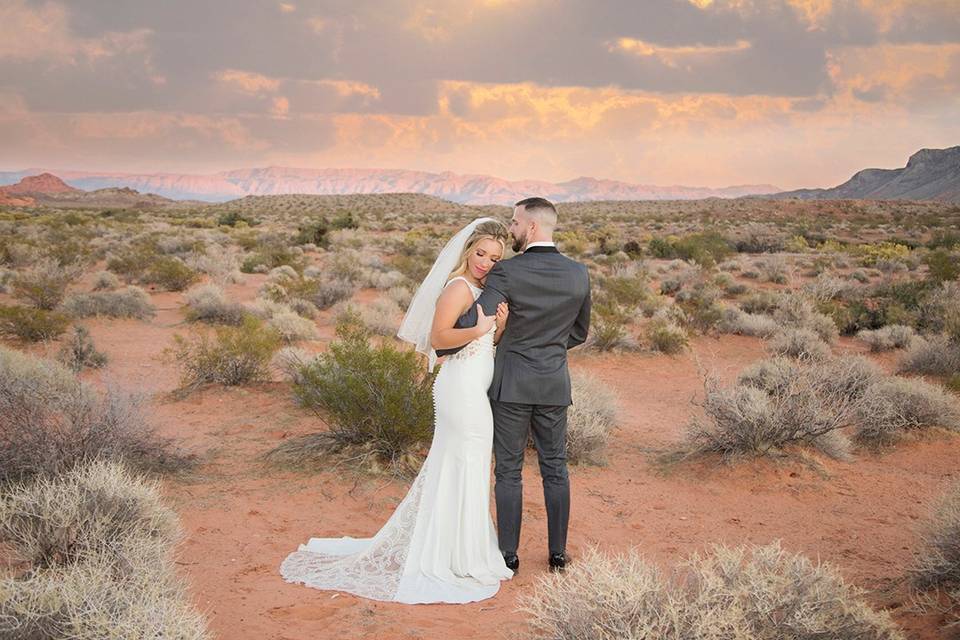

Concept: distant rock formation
[[0, 167, 779, 204], [773, 146, 960, 202], [0, 173, 176, 208]]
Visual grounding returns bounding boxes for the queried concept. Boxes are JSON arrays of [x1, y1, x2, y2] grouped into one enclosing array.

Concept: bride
[[280, 218, 515, 604]]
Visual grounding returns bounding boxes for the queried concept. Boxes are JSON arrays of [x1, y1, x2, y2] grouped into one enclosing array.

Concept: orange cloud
[[613, 37, 752, 67], [215, 69, 282, 94]]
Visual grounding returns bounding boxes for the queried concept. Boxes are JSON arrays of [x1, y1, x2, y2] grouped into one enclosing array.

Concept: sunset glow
[[0, 0, 957, 189]]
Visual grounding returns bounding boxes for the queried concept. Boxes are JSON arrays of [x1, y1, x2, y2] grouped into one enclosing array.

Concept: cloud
[[0, 0, 956, 189], [0, 0, 151, 64], [215, 69, 282, 95]]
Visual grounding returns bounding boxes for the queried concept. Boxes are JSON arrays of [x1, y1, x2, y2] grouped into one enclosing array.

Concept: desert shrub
[[898, 335, 960, 376], [92, 270, 120, 291], [773, 294, 838, 342], [386, 285, 413, 311], [756, 255, 790, 284], [854, 377, 960, 447], [247, 300, 318, 343], [737, 357, 799, 395], [733, 225, 786, 253], [645, 317, 688, 354], [804, 273, 850, 303], [183, 284, 247, 325], [167, 315, 282, 392], [857, 325, 916, 351], [240, 242, 305, 274], [0, 461, 210, 639], [675, 281, 723, 332], [0, 305, 69, 342], [601, 264, 651, 309], [0, 347, 188, 485], [358, 298, 402, 337], [739, 290, 781, 314], [925, 248, 960, 283], [61, 286, 156, 320], [587, 301, 634, 352], [295, 217, 331, 248], [519, 542, 903, 640], [769, 328, 832, 360], [858, 241, 911, 267], [217, 210, 259, 227], [911, 482, 960, 627], [267, 320, 435, 474], [717, 307, 778, 338], [649, 232, 733, 267], [687, 357, 885, 460], [145, 256, 198, 291], [57, 326, 107, 372], [10, 258, 84, 310], [366, 268, 406, 290], [566, 370, 618, 465], [310, 277, 357, 310]]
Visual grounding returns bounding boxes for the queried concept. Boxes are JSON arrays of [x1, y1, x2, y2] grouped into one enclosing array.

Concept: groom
[[437, 197, 591, 574]]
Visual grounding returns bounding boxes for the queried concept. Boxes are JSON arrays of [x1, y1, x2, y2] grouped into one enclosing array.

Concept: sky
[[0, 0, 958, 189]]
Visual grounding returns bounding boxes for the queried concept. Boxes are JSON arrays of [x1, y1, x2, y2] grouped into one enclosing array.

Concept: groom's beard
[[511, 231, 527, 253]]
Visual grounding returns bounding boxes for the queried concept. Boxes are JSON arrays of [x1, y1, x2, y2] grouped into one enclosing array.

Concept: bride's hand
[[495, 302, 509, 328], [475, 303, 497, 335]]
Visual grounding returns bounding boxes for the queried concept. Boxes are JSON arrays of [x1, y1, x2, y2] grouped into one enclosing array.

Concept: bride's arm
[[430, 281, 489, 350]]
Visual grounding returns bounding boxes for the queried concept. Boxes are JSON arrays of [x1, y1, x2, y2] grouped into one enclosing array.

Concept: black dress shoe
[[548, 552, 567, 573], [503, 553, 519, 574]]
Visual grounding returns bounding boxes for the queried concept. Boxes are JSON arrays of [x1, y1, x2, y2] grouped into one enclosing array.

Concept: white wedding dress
[[280, 276, 513, 604]]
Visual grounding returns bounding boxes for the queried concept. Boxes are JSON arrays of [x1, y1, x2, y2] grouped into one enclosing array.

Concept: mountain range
[[773, 146, 960, 202], [0, 167, 778, 205], [1, 146, 956, 206]]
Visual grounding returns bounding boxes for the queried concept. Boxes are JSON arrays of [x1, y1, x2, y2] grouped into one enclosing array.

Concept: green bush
[[167, 315, 282, 392], [646, 318, 688, 354], [588, 300, 633, 352], [217, 211, 260, 227], [295, 217, 331, 248], [145, 256, 198, 291], [268, 319, 435, 473], [0, 305, 69, 342], [649, 232, 733, 267]]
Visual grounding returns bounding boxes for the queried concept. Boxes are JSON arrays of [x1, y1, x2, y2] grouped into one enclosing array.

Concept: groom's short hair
[[515, 197, 557, 227]]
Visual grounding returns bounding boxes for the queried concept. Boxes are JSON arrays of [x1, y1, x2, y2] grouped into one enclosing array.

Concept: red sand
[[3, 278, 956, 639]]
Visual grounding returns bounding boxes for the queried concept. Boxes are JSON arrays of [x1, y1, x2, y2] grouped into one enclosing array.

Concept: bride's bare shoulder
[[435, 278, 474, 313]]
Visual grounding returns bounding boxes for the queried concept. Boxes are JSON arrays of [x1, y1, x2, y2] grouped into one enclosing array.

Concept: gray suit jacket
[[436, 246, 591, 406]]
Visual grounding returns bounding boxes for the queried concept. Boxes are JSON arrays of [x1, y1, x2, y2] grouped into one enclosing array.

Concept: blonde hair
[[447, 220, 508, 282]]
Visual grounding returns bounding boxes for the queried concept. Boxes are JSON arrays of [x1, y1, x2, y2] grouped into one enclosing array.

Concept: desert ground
[[2, 194, 959, 639]]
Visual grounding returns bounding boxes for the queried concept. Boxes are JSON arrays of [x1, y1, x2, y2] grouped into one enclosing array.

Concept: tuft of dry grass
[[518, 542, 903, 640], [62, 286, 156, 320], [566, 370, 619, 465], [0, 461, 210, 640], [0, 346, 192, 485]]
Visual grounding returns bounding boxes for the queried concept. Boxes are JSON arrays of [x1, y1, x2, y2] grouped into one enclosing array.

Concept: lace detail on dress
[[279, 466, 428, 601]]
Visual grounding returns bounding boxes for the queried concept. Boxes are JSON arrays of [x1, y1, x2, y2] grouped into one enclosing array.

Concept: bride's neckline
[[450, 275, 482, 292]]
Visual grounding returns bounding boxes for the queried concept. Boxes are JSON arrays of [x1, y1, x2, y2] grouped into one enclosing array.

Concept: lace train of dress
[[279, 277, 512, 604]]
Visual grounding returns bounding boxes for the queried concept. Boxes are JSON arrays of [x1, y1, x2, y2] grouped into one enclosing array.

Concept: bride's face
[[467, 238, 503, 284]]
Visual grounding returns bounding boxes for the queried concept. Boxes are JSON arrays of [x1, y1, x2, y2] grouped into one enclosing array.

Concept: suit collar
[[524, 245, 560, 254]]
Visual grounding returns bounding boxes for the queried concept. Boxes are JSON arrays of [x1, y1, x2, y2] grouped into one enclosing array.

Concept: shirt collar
[[525, 241, 556, 250]]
